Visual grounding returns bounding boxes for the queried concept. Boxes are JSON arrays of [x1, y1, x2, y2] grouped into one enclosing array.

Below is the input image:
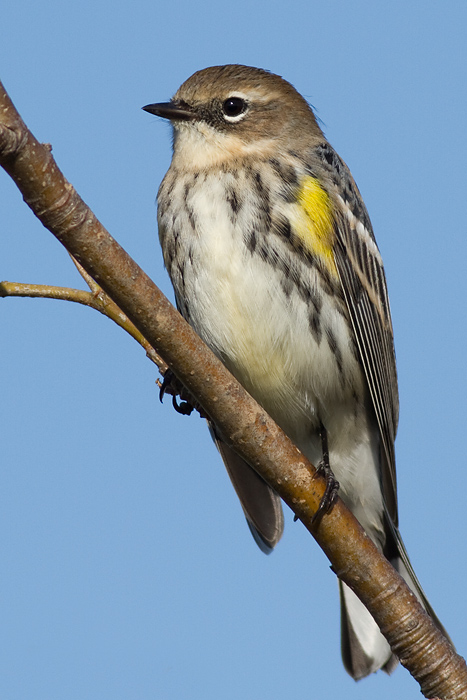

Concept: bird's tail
[[340, 515, 451, 680]]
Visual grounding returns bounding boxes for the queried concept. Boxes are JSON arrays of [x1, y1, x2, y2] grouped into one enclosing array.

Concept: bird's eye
[[222, 96, 248, 122]]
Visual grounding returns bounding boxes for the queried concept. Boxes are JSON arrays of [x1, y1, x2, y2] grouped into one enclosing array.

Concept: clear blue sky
[[1, 1, 466, 698]]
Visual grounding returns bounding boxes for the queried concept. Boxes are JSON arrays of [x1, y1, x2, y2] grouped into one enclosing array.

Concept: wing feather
[[332, 190, 399, 523]]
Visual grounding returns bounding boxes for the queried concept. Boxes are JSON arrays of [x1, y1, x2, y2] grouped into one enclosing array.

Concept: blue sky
[[1, 1, 466, 698]]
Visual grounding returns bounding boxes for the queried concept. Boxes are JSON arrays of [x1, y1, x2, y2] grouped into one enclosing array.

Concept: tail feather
[[340, 581, 397, 680], [386, 516, 451, 641], [340, 513, 452, 679]]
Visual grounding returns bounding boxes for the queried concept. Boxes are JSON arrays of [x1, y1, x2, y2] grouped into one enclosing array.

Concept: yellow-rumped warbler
[[143, 65, 446, 680]]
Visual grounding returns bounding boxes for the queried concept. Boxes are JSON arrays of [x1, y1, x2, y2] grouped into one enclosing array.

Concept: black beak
[[142, 101, 195, 121]]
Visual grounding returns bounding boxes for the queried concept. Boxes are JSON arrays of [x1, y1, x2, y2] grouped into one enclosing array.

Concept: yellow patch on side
[[292, 176, 337, 276]]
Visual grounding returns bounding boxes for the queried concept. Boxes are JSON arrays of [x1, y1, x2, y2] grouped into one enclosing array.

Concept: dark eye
[[222, 96, 248, 120]]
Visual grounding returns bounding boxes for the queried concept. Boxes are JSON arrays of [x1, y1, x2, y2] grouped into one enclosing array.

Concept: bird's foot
[[311, 458, 340, 525], [158, 369, 204, 416]]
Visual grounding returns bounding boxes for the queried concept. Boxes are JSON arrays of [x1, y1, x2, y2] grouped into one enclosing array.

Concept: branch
[[0, 78, 465, 699], [0, 278, 168, 372]]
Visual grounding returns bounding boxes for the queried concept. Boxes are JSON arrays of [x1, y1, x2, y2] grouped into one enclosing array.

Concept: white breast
[[158, 167, 385, 542]]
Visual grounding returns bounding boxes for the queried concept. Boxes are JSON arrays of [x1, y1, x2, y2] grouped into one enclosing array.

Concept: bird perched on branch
[[144, 64, 447, 679]]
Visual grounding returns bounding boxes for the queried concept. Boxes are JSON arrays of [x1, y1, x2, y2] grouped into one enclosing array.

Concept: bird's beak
[[142, 101, 195, 121]]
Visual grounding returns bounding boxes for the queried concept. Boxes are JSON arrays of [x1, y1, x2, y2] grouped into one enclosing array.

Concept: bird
[[143, 64, 447, 679]]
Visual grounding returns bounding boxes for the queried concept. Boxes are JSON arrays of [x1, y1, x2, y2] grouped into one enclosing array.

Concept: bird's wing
[[209, 423, 284, 553], [331, 167, 399, 524]]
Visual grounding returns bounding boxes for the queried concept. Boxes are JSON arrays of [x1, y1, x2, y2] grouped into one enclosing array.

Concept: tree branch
[[0, 78, 465, 698], [0, 277, 167, 371]]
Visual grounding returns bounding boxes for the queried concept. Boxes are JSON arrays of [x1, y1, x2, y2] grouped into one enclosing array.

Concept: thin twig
[[0, 279, 168, 372]]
